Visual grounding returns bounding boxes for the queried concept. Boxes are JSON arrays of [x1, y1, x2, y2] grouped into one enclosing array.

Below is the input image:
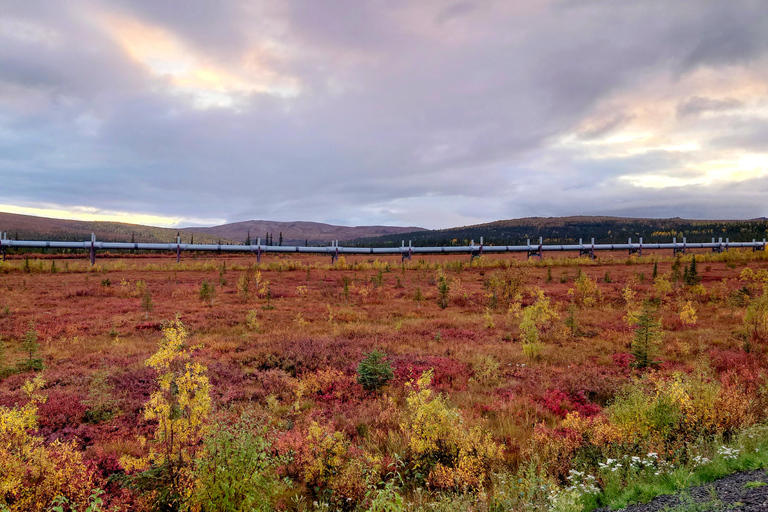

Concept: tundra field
[[2, 250, 768, 511]]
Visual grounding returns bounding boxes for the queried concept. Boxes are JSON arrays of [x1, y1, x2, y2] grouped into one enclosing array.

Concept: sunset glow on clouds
[[1, 1, 767, 228]]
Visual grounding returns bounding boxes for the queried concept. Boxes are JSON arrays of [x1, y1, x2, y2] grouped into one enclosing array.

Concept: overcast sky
[[1, 0, 767, 229]]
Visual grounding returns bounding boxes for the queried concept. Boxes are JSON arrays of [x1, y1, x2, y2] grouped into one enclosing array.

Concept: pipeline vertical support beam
[[579, 237, 595, 259], [90, 233, 96, 266], [401, 240, 412, 263], [256, 238, 261, 264], [639, 237, 643, 257], [673, 237, 684, 256], [479, 237, 484, 257], [331, 240, 339, 264], [176, 236, 181, 263], [0, 236, 4, 262]]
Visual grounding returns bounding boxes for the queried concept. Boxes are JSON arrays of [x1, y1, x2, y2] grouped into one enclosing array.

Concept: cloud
[[1, 1, 768, 230], [677, 96, 743, 118]]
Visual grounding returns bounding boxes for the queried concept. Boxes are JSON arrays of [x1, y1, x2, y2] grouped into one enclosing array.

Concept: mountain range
[[0, 212, 424, 245], [2, 212, 767, 248]]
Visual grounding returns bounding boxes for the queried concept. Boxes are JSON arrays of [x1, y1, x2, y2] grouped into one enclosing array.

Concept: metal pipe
[[1, 237, 767, 260]]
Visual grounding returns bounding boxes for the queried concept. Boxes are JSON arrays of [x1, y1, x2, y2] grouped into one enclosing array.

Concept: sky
[[1, 0, 767, 230]]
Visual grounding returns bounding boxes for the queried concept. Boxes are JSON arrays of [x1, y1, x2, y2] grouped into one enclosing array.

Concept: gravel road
[[593, 470, 768, 511]]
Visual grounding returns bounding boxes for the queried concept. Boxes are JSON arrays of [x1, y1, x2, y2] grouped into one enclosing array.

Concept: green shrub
[[357, 350, 394, 391], [199, 280, 215, 306], [17, 326, 43, 372], [436, 270, 450, 309], [82, 370, 119, 424], [191, 413, 289, 512]]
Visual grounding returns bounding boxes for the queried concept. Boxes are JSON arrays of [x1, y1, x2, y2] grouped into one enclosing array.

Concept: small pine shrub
[[436, 270, 450, 309], [141, 291, 153, 319], [631, 305, 661, 369], [199, 280, 215, 306], [357, 350, 394, 391], [17, 326, 43, 372]]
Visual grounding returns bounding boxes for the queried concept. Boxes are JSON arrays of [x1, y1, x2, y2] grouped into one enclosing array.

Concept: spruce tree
[[684, 256, 700, 286], [631, 305, 661, 369]]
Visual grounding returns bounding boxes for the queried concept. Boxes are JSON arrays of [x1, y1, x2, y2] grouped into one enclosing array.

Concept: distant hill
[[354, 216, 768, 247], [0, 212, 425, 246], [181, 220, 427, 246], [0, 212, 231, 244]]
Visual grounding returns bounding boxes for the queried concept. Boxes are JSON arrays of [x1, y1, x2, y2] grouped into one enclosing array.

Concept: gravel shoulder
[[594, 470, 768, 511]]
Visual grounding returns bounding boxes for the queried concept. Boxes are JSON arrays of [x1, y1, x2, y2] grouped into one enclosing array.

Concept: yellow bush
[[0, 377, 96, 511], [302, 421, 350, 486], [679, 300, 697, 325], [121, 318, 211, 507], [401, 371, 502, 490], [569, 272, 601, 307]]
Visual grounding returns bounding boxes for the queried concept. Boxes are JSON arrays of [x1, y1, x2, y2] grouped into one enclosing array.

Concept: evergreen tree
[[245, 230, 251, 246], [631, 305, 661, 369], [199, 281, 215, 306], [18, 325, 43, 371], [671, 256, 682, 286], [278, 232, 283, 246], [436, 270, 450, 309], [356, 350, 393, 391], [684, 256, 700, 286], [141, 291, 154, 319]]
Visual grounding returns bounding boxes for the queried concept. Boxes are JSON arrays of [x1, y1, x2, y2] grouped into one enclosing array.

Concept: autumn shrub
[[120, 317, 211, 511], [569, 272, 601, 307], [483, 268, 527, 309], [607, 368, 765, 459], [82, 369, 119, 424], [295, 368, 363, 405], [400, 370, 502, 491], [542, 389, 601, 418], [0, 377, 98, 511], [393, 356, 472, 392], [191, 412, 289, 512], [298, 422, 352, 496], [744, 283, 768, 341], [679, 300, 697, 326], [531, 411, 621, 481], [519, 289, 558, 361]]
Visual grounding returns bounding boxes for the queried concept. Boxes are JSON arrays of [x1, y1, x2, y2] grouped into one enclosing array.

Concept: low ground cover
[[0, 249, 767, 511]]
